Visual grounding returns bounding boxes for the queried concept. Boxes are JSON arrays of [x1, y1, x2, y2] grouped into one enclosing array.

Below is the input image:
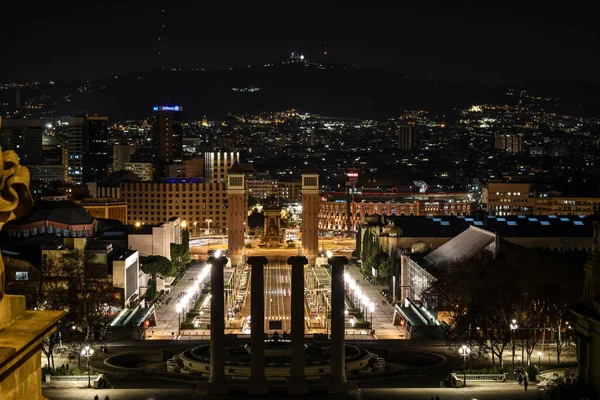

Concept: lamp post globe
[[81, 345, 94, 388], [510, 319, 519, 372], [458, 344, 471, 387]]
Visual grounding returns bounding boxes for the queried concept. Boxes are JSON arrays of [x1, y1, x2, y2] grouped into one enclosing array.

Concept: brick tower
[[227, 161, 246, 266], [301, 166, 319, 259]]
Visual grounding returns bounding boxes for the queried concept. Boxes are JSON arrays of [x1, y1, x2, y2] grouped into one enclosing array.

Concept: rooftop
[[423, 226, 496, 268], [385, 215, 593, 239], [7, 201, 95, 226]]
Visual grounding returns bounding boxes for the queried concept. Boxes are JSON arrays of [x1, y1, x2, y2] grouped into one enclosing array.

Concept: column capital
[[327, 256, 349, 267], [247, 256, 268, 266], [287, 256, 309, 266], [207, 255, 228, 267]]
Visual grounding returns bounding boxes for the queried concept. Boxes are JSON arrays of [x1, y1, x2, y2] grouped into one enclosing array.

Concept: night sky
[[2, 1, 599, 84]]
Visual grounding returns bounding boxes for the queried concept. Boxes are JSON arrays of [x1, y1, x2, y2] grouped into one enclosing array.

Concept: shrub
[[526, 364, 539, 379]]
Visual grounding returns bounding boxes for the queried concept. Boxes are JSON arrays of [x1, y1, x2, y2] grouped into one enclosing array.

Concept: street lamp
[[206, 219, 212, 255], [176, 303, 182, 336], [458, 344, 471, 387], [369, 302, 375, 331], [537, 351, 542, 369], [182, 220, 187, 230], [81, 345, 94, 388], [510, 319, 518, 372], [193, 221, 197, 238]]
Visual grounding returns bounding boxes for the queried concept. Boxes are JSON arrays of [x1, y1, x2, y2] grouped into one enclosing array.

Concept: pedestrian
[[94, 395, 99, 400], [524, 376, 528, 392], [517, 372, 523, 385], [65, 363, 69, 371], [105, 396, 110, 400]]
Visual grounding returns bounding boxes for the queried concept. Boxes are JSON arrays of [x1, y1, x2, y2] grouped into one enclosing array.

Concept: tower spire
[[158, 9, 167, 70]]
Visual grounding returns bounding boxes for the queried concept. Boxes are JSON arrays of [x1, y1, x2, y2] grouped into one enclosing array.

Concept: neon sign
[[153, 105, 182, 112]]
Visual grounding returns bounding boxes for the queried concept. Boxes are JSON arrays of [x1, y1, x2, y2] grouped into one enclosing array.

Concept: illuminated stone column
[[247, 256, 268, 395], [328, 256, 349, 393], [209, 255, 228, 394], [288, 256, 309, 394]]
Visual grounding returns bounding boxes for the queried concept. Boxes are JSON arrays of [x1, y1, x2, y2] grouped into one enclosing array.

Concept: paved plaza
[[44, 382, 541, 400]]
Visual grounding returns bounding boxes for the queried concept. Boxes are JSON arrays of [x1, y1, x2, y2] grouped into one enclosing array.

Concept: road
[[264, 258, 292, 333], [44, 383, 541, 400]]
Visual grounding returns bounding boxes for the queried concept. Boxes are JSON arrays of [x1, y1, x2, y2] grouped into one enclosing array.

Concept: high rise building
[[204, 151, 240, 183], [113, 144, 132, 172], [495, 134, 523, 153], [67, 116, 85, 184], [152, 105, 183, 180], [397, 125, 415, 151], [67, 115, 109, 184], [0, 118, 44, 165]]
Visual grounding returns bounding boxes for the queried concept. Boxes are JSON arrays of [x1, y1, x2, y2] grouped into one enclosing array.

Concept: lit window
[[16, 272, 28, 281]]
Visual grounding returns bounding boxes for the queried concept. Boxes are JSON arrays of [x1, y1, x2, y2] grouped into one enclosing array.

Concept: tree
[[355, 229, 362, 259], [421, 244, 585, 369], [40, 249, 117, 365], [378, 257, 391, 281], [181, 229, 190, 250], [141, 255, 176, 300], [248, 196, 259, 210], [170, 243, 191, 272]]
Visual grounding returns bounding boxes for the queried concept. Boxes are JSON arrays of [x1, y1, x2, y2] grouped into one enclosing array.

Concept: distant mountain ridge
[[3, 58, 600, 120]]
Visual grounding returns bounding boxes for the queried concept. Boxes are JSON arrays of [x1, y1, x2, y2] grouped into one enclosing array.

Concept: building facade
[[121, 180, 227, 230], [482, 182, 536, 215], [3, 201, 99, 239], [27, 164, 68, 184], [152, 105, 183, 179], [67, 115, 108, 184], [112, 144, 131, 172], [535, 196, 600, 216], [127, 217, 181, 260], [124, 162, 153, 182], [0, 118, 44, 165], [78, 198, 128, 224], [482, 182, 600, 216], [320, 191, 475, 233], [495, 134, 523, 153], [204, 151, 240, 183], [397, 125, 415, 151]]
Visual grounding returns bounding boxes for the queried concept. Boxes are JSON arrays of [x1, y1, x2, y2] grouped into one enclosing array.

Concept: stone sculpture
[[0, 147, 34, 301]]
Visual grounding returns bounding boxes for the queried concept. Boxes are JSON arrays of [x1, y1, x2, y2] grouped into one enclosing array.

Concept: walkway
[[343, 264, 407, 339], [150, 262, 207, 340]]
